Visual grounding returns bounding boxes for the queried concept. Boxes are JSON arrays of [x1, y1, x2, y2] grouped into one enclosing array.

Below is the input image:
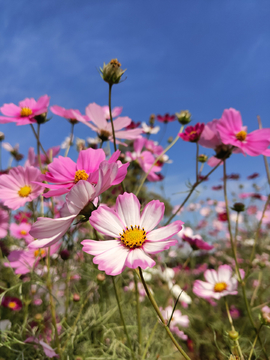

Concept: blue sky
[[1, 0, 270, 205]]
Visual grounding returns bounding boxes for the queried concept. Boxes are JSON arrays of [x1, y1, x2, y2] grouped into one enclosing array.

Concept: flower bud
[[231, 202, 245, 213], [228, 330, 239, 340], [167, 136, 173, 144], [175, 110, 191, 125], [60, 249, 70, 261], [0, 132, 5, 141], [73, 293, 80, 302], [99, 59, 126, 85], [198, 154, 208, 163], [97, 273, 106, 282], [34, 313, 43, 321], [149, 114, 155, 125], [34, 112, 48, 124]]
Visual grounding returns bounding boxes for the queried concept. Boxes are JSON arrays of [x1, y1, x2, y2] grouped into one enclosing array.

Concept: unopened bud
[[0, 132, 5, 141], [34, 112, 48, 124], [167, 136, 173, 144], [73, 293, 80, 302], [14, 153, 24, 161], [231, 202, 245, 213], [228, 330, 239, 340], [149, 114, 155, 125], [175, 110, 191, 125], [99, 59, 126, 85], [198, 154, 208, 163], [60, 249, 70, 261], [97, 273, 106, 282], [34, 313, 43, 321]]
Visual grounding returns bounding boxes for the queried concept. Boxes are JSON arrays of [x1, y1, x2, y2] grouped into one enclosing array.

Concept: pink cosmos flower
[[26, 146, 60, 167], [81, 192, 183, 276], [216, 108, 270, 156], [29, 162, 120, 248], [25, 337, 59, 358], [0, 166, 43, 210], [73, 103, 143, 146], [125, 138, 163, 181], [35, 148, 128, 197], [2, 296, 22, 311], [14, 211, 32, 223], [193, 264, 238, 300], [182, 233, 214, 251], [156, 114, 175, 123], [0, 209, 9, 238], [50, 105, 88, 124], [239, 192, 267, 201], [0, 95, 50, 125], [102, 105, 123, 119], [10, 222, 34, 244], [126, 121, 141, 130], [160, 306, 189, 340], [179, 123, 205, 143], [247, 172, 259, 180], [5, 243, 60, 274]]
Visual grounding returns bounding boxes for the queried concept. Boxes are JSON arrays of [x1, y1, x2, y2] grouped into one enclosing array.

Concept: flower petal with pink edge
[[81, 239, 120, 255], [115, 193, 141, 227], [217, 264, 233, 283], [140, 200, 165, 232], [143, 239, 177, 254], [112, 116, 132, 130], [89, 206, 124, 238], [66, 181, 96, 215], [92, 243, 130, 276], [204, 269, 219, 284], [147, 221, 184, 242], [125, 248, 155, 269], [85, 103, 108, 129], [193, 280, 214, 299]]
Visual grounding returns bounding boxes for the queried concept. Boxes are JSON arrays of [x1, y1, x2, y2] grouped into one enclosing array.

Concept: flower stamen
[[74, 170, 89, 183], [8, 301, 17, 309], [214, 282, 227, 292], [120, 226, 146, 249], [20, 107, 33, 117], [18, 186, 32, 197], [235, 130, 247, 141]]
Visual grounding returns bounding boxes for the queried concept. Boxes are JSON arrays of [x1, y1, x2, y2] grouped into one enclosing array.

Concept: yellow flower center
[[8, 301, 17, 309], [20, 230, 27, 236], [18, 185, 32, 197], [20, 107, 33, 117], [34, 249, 46, 257], [214, 282, 227, 292], [235, 130, 247, 141], [74, 170, 89, 183], [120, 226, 146, 249]]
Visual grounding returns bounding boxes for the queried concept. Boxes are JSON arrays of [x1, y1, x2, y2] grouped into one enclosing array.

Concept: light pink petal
[[112, 116, 132, 131], [133, 138, 147, 154], [94, 162, 118, 196], [90, 206, 124, 237], [204, 269, 219, 284], [207, 156, 223, 167], [125, 248, 155, 269], [0, 103, 21, 117], [143, 239, 177, 254], [193, 280, 214, 299], [140, 200, 165, 232], [81, 239, 120, 255], [115, 193, 141, 227], [66, 181, 96, 215], [85, 103, 107, 129], [77, 148, 106, 173], [217, 265, 233, 282], [114, 128, 143, 140], [147, 221, 184, 242]]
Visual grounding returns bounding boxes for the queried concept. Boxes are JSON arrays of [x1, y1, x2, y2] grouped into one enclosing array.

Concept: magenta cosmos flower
[[182, 233, 214, 251], [81, 193, 183, 276], [156, 113, 176, 123], [36, 148, 128, 197], [2, 296, 22, 311], [179, 123, 205, 142], [10, 222, 33, 244], [50, 105, 88, 124], [0, 95, 50, 125], [193, 264, 238, 300], [73, 103, 143, 146], [29, 162, 120, 248], [0, 166, 43, 210], [216, 108, 270, 156]]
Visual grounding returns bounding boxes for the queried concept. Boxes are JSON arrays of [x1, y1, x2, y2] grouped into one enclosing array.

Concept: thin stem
[[136, 125, 184, 197], [250, 271, 262, 306], [248, 324, 263, 360], [108, 84, 117, 152], [134, 272, 142, 355], [141, 319, 159, 360], [196, 142, 199, 182], [64, 123, 74, 157], [37, 123, 42, 170], [111, 276, 135, 360], [30, 124, 48, 158], [224, 298, 243, 360], [223, 160, 269, 360], [46, 247, 61, 357], [138, 268, 192, 360]]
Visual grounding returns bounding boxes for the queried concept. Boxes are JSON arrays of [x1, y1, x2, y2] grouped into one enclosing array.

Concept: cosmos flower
[[10, 222, 34, 244], [25, 337, 59, 358], [179, 123, 205, 143], [0, 95, 50, 125], [2, 296, 22, 311], [156, 113, 175, 123], [50, 105, 87, 124], [193, 264, 238, 300], [82, 193, 183, 276], [102, 105, 123, 119], [0, 166, 43, 210], [72, 103, 143, 146], [35, 148, 128, 197], [141, 122, 160, 134], [160, 306, 189, 340], [216, 108, 270, 156]]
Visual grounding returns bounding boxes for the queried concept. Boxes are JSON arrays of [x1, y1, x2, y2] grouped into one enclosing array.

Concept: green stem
[[138, 268, 192, 360], [30, 124, 48, 159], [224, 298, 243, 360], [108, 84, 117, 152], [223, 160, 268, 360], [112, 276, 135, 360], [134, 272, 142, 355], [37, 123, 42, 170], [64, 123, 74, 157], [196, 142, 199, 182], [136, 125, 184, 197], [248, 324, 263, 360], [141, 319, 159, 360]]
